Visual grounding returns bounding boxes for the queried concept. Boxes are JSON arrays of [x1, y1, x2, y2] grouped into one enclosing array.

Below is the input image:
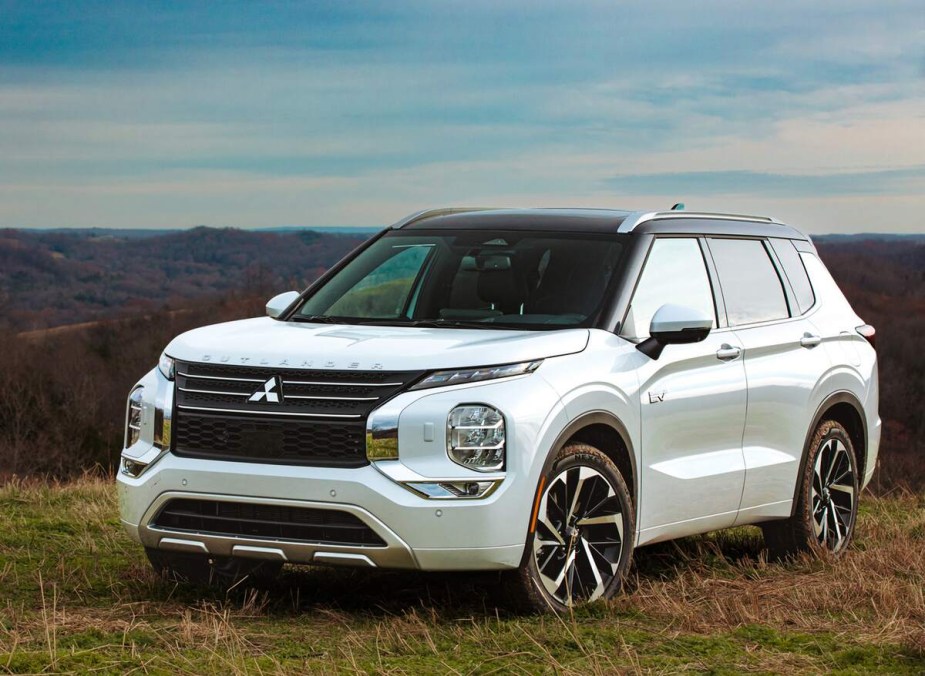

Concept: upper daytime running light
[[126, 386, 144, 448], [158, 352, 176, 380], [410, 360, 542, 390]]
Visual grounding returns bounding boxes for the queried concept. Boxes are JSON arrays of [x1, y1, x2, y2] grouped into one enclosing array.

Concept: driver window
[[622, 238, 716, 341]]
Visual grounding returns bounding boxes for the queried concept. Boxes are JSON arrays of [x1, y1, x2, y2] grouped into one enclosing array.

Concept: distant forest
[[0, 228, 921, 491], [0, 227, 367, 332]]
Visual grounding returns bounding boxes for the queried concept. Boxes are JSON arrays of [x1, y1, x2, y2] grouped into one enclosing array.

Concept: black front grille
[[152, 498, 387, 547], [174, 414, 366, 466], [172, 361, 423, 467]]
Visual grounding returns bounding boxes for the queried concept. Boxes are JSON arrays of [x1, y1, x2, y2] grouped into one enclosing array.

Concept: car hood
[[165, 317, 590, 371]]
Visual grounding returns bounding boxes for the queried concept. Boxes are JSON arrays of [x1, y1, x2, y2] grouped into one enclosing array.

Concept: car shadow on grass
[[151, 525, 771, 618]]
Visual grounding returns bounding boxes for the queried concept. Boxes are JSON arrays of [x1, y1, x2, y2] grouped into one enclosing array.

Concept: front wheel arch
[[543, 411, 636, 503], [520, 411, 637, 567]]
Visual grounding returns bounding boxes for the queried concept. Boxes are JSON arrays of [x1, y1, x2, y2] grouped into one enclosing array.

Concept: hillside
[[0, 228, 368, 332], [0, 231, 921, 490]]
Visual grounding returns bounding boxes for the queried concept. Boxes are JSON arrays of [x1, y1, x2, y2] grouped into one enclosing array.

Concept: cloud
[[0, 0, 922, 231], [605, 167, 925, 198]]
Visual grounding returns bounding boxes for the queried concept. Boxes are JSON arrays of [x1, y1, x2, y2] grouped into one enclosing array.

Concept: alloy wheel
[[532, 465, 625, 606], [811, 437, 856, 552]]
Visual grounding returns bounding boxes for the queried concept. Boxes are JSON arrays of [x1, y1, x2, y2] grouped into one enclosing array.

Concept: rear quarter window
[[770, 238, 815, 313]]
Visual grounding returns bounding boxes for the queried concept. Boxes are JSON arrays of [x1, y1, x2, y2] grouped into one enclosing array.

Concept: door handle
[[716, 344, 742, 361], [800, 332, 822, 349]]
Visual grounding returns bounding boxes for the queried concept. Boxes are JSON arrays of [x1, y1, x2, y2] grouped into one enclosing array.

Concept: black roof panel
[[396, 208, 632, 232], [393, 208, 809, 240]]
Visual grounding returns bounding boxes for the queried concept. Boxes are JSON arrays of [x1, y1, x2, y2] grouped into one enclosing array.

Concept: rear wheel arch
[[792, 391, 867, 515]]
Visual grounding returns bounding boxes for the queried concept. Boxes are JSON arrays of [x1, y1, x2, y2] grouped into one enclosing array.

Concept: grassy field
[[0, 478, 922, 674]]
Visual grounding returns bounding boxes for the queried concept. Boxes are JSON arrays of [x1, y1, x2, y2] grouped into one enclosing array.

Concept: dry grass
[[620, 499, 925, 647], [0, 475, 922, 673]]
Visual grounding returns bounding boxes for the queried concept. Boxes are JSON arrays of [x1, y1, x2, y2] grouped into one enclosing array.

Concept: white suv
[[118, 208, 880, 612]]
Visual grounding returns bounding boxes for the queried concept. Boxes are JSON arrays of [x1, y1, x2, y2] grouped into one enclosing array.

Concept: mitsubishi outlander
[[118, 208, 880, 612]]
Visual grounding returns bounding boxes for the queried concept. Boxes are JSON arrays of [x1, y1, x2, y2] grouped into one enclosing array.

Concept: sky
[[1, 1, 923, 233]]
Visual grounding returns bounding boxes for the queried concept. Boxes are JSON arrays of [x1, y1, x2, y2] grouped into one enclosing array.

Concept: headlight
[[126, 386, 144, 447], [158, 352, 175, 380], [411, 360, 542, 390], [447, 404, 505, 472]]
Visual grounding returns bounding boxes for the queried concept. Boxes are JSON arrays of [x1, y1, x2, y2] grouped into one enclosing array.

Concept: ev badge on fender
[[249, 377, 282, 403]]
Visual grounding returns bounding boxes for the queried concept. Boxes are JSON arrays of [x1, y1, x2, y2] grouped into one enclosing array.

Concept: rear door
[[705, 237, 831, 523], [624, 237, 748, 543]]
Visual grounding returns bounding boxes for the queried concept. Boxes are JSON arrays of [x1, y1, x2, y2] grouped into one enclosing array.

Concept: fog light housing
[[121, 457, 145, 477], [125, 386, 144, 447], [405, 480, 501, 499], [447, 404, 505, 472]]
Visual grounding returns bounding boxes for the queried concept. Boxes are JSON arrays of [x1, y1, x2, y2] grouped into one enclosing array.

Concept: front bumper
[[118, 362, 569, 571], [118, 451, 528, 571]]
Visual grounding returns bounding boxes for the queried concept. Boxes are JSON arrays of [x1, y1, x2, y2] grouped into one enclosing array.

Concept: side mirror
[[266, 291, 300, 319], [637, 303, 713, 359]]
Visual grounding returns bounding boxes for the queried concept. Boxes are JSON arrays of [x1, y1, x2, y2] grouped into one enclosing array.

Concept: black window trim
[[768, 237, 817, 316], [603, 233, 652, 334], [794, 249, 818, 315], [697, 237, 728, 330], [399, 243, 439, 318], [762, 239, 799, 318]]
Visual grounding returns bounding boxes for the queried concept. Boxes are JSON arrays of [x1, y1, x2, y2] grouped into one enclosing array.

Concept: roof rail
[[618, 210, 781, 233], [391, 207, 492, 229]]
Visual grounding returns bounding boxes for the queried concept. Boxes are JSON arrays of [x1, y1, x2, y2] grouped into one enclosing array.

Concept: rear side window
[[621, 237, 716, 340], [769, 238, 815, 313], [708, 238, 789, 326]]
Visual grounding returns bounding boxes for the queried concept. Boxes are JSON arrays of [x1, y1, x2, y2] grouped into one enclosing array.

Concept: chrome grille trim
[[284, 395, 379, 401], [180, 372, 265, 383], [178, 387, 251, 396], [177, 404, 363, 419], [281, 380, 403, 387]]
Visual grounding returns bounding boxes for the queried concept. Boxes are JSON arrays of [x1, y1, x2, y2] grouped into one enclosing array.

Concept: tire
[[509, 442, 635, 613], [145, 548, 282, 589], [762, 420, 860, 559]]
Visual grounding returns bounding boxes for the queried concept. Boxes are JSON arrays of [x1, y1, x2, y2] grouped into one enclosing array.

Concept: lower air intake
[[151, 498, 386, 547]]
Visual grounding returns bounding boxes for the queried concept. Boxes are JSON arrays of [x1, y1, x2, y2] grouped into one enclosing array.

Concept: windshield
[[292, 229, 627, 330]]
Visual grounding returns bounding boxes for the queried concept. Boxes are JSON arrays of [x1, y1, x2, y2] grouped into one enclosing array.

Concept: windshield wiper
[[356, 318, 497, 330], [290, 315, 356, 324]]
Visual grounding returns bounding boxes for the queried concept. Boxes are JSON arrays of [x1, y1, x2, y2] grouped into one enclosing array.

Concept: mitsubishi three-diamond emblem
[[249, 376, 282, 403]]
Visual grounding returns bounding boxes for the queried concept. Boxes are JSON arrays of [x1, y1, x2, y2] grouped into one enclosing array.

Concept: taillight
[[856, 324, 876, 349]]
